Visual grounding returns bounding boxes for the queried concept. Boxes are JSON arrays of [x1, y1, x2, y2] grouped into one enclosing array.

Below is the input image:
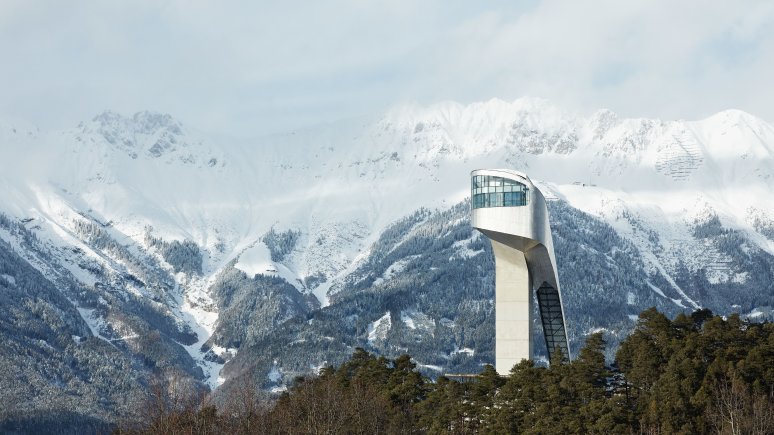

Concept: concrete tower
[[470, 169, 570, 374]]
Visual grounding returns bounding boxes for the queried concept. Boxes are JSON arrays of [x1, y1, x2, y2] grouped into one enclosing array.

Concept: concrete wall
[[491, 239, 532, 374]]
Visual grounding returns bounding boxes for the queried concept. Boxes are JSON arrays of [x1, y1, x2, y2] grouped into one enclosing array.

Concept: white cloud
[[1, 0, 772, 136]]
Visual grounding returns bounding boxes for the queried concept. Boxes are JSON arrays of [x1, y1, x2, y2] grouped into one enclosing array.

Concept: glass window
[[503, 192, 513, 206], [471, 175, 529, 209]]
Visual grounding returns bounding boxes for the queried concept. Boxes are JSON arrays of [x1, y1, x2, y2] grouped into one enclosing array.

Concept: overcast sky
[[2, 0, 773, 137]]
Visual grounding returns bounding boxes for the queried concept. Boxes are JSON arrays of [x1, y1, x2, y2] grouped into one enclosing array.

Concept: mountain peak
[[699, 108, 769, 129], [89, 110, 183, 136], [82, 110, 189, 159]]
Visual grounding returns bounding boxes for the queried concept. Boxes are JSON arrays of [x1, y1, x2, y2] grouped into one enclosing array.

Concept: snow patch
[[175, 277, 232, 390], [373, 256, 419, 286], [732, 272, 749, 284], [451, 347, 475, 356], [439, 318, 456, 328], [310, 361, 328, 375], [401, 311, 416, 330], [671, 298, 686, 308], [747, 308, 764, 318], [76, 307, 112, 343], [0, 273, 15, 286], [235, 242, 278, 277], [645, 281, 666, 298], [449, 238, 483, 260], [400, 309, 436, 333], [416, 363, 444, 372], [742, 307, 773, 320], [268, 361, 282, 383], [367, 312, 392, 343]]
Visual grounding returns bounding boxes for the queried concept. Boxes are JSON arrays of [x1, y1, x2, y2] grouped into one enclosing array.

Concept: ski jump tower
[[470, 169, 570, 374]]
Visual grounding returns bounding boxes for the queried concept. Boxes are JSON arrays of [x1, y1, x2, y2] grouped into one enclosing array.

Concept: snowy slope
[[1, 99, 774, 389]]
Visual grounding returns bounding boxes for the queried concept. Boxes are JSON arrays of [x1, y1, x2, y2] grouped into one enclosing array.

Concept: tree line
[[116, 307, 774, 434]]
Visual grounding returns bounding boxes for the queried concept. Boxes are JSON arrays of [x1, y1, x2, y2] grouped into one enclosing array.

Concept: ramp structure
[[470, 169, 570, 374]]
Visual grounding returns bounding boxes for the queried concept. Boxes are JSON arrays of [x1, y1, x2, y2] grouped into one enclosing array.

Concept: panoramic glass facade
[[471, 175, 529, 209]]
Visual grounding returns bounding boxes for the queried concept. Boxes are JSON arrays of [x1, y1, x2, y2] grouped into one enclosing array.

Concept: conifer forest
[[116, 308, 774, 435]]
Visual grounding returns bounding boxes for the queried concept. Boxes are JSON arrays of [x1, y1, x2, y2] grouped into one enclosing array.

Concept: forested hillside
[[116, 308, 774, 434], [2, 102, 774, 431]]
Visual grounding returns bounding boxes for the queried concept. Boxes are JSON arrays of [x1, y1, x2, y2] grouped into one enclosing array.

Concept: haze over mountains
[[1, 98, 773, 429]]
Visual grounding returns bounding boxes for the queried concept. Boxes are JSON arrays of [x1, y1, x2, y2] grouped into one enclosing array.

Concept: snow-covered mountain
[[1, 98, 773, 429]]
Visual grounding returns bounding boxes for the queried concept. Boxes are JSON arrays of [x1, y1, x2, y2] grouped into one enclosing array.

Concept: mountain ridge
[[1, 98, 773, 428]]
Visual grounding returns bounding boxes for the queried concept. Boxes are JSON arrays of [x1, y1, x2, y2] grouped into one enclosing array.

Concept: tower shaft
[[491, 240, 532, 374]]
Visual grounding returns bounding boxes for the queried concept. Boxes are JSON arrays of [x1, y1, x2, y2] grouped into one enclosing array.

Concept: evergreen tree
[[115, 308, 774, 434]]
